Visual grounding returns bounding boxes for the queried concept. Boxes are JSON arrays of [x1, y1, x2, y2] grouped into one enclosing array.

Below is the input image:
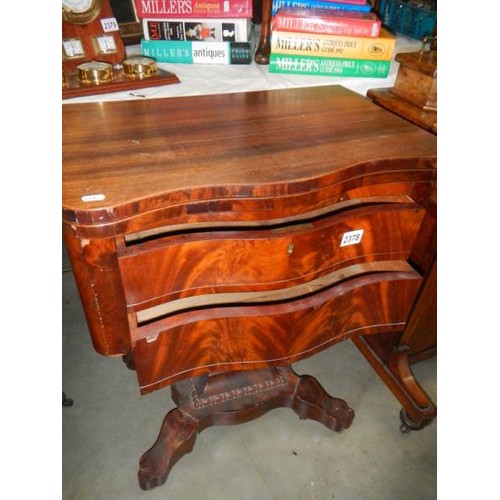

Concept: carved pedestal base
[[138, 365, 354, 490]]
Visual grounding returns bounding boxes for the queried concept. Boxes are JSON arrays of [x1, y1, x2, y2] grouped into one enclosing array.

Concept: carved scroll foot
[[138, 409, 198, 490], [137, 365, 353, 490], [292, 374, 354, 431]]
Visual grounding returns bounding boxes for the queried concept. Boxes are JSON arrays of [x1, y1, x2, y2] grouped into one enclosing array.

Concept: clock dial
[[62, 0, 94, 11], [94, 35, 118, 54], [62, 0, 102, 24], [62, 38, 86, 59]]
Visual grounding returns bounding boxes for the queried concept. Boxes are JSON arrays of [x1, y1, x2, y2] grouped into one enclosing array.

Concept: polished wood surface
[[367, 49, 437, 134], [367, 88, 437, 134], [63, 86, 436, 361], [134, 268, 422, 393], [63, 86, 436, 225], [392, 51, 437, 104], [63, 85, 437, 488], [366, 67, 437, 429]]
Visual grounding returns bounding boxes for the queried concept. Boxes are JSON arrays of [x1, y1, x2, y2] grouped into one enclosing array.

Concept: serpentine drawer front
[[132, 268, 422, 393], [117, 202, 426, 392], [62, 85, 437, 489], [118, 204, 424, 310]]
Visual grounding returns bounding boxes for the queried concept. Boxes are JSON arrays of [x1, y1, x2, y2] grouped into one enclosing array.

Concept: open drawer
[[131, 262, 422, 394], [118, 202, 425, 317]]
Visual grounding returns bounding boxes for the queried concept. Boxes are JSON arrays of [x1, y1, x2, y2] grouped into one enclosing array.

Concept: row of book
[[268, 1, 396, 77], [135, 0, 396, 78], [137, 0, 257, 64]]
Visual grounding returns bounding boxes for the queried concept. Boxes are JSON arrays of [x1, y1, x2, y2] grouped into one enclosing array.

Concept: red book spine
[[135, 0, 253, 18], [272, 9, 381, 38]]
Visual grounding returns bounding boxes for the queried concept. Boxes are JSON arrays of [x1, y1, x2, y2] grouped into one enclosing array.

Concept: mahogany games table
[[62, 85, 437, 490]]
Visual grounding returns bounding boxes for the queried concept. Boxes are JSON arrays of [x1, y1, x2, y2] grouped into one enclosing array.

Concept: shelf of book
[[62, 30, 423, 103], [266, 1, 398, 77]]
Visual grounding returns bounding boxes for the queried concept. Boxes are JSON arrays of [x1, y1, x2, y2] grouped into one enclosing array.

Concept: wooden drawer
[[118, 203, 425, 318], [132, 265, 422, 394]]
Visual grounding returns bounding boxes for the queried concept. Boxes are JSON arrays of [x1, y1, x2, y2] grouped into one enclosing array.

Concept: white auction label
[[101, 17, 119, 32], [340, 229, 364, 247], [81, 194, 106, 202]]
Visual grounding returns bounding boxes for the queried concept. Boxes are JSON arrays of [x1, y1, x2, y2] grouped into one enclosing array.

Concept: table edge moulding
[[62, 85, 437, 490]]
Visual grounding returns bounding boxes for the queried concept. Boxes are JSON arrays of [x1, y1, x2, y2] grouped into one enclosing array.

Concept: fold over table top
[[62, 85, 437, 231]]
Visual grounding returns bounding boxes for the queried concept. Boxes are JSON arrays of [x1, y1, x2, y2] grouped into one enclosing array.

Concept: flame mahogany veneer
[[62, 85, 437, 490]]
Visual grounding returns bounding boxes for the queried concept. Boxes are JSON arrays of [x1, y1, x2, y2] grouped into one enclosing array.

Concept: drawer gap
[[123, 195, 415, 248], [134, 260, 416, 327]]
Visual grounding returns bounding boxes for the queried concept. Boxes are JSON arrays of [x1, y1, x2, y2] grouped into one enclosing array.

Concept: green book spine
[[269, 53, 391, 77]]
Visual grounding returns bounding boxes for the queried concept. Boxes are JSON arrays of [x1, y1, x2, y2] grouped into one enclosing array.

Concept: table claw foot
[[138, 409, 198, 490], [292, 375, 354, 432]]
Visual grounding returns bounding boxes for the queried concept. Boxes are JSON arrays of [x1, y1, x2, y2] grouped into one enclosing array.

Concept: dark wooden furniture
[[62, 85, 437, 490], [366, 46, 437, 430], [367, 45, 437, 134]]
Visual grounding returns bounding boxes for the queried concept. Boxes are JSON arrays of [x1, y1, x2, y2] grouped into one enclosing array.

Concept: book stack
[[268, 0, 396, 78], [136, 0, 256, 64]]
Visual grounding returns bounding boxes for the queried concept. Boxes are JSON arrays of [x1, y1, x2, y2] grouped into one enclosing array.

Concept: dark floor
[[62, 265, 436, 500]]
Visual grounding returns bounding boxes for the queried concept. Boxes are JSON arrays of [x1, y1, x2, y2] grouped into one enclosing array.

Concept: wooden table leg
[[138, 365, 354, 490], [352, 335, 436, 432], [255, 0, 272, 64]]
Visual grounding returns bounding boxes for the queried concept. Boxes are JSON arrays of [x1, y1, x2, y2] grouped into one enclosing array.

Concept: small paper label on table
[[340, 229, 364, 247]]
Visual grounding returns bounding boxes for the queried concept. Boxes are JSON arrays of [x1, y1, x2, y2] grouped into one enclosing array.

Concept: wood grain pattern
[[62, 85, 438, 486], [63, 223, 131, 355], [367, 89, 437, 135], [62, 86, 436, 234], [133, 269, 422, 394], [118, 204, 424, 312], [62, 85, 437, 369]]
